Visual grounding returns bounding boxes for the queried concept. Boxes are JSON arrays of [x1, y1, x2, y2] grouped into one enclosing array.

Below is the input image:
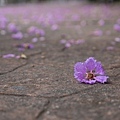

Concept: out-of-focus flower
[[92, 29, 103, 36], [98, 19, 105, 26], [12, 32, 23, 40], [0, 17, 8, 29], [35, 29, 45, 36], [75, 39, 85, 44], [32, 37, 38, 43], [114, 24, 120, 32], [8, 23, 18, 33], [60, 39, 66, 44], [15, 43, 34, 51], [65, 42, 71, 48], [106, 46, 114, 51], [74, 57, 109, 84], [27, 26, 37, 35], [51, 24, 58, 31]]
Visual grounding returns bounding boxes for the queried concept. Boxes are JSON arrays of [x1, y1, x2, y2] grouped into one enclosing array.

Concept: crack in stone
[[0, 92, 33, 97], [28, 51, 42, 57], [37, 86, 94, 99], [0, 62, 28, 75], [35, 100, 50, 119], [0, 51, 42, 76]]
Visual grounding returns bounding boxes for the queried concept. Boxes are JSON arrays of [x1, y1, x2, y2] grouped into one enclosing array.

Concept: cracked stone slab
[[0, 60, 93, 97], [0, 58, 27, 74], [0, 95, 48, 120], [42, 85, 120, 120], [0, 1, 120, 120]]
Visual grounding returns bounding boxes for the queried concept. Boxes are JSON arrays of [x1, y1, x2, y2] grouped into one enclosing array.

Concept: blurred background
[[0, 0, 120, 5]]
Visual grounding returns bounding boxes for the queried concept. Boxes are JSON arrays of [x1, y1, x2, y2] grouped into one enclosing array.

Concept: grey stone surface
[[0, 1, 120, 120]]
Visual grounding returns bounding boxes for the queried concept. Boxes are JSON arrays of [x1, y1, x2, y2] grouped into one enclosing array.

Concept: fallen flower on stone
[[74, 57, 109, 84], [15, 43, 34, 51]]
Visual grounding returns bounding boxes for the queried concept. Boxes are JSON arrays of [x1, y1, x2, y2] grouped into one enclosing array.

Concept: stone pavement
[[0, 1, 120, 120]]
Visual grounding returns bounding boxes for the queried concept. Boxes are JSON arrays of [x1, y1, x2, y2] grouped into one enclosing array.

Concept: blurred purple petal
[[12, 32, 23, 40], [3, 54, 15, 58], [114, 24, 120, 32], [93, 30, 103, 36], [8, 23, 18, 33]]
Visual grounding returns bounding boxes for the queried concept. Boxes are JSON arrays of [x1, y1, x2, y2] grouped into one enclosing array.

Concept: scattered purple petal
[[51, 24, 58, 31], [35, 29, 45, 36], [15, 55, 20, 59], [114, 24, 120, 32], [0, 17, 8, 29], [98, 19, 105, 26], [106, 46, 114, 51], [8, 23, 18, 33], [12, 32, 23, 40], [92, 30, 103, 36], [32, 37, 38, 43], [27, 26, 37, 35], [2, 54, 15, 58], [75, 39, 85, 44], [65, 42, 71, 48], [60, 39, 67, 44]]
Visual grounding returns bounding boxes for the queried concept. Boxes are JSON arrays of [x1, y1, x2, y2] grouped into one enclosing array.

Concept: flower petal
[[82, 79, 96, 84], [95, 76, 109, 83], [74, 62, 86, 74], [74, 72, 85, 82], [95, 62, 105, 75], [85, 57, 96, 71]]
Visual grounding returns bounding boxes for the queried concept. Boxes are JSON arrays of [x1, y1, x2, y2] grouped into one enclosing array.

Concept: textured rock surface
[[0, 1, 120, 120]]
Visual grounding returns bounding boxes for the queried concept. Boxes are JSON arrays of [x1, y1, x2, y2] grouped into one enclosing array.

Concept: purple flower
[[74, 57, 109, 84], [15, 43, 34, 51]]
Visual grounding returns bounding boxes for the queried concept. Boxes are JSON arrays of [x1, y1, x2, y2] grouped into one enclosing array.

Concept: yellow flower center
[[86, 71, 95, 80]]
